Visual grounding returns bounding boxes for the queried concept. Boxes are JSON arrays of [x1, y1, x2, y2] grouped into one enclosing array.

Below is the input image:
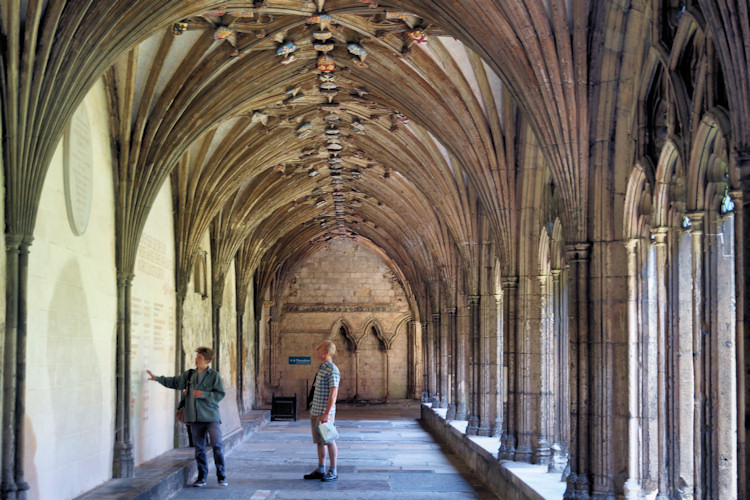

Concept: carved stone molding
[[283, 304, 398, 313]]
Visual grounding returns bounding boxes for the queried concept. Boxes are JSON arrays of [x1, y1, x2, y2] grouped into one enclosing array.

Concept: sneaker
[[192, 478, 207, 487], [303, 469, 325, 480], [321, 470, 338, 482], [218, 476, 228, 487]]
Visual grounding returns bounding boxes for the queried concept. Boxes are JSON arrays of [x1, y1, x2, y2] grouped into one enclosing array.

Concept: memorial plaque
[[63, 104, 94, 235]]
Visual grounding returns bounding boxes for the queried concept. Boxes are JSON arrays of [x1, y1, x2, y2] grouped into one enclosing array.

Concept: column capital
[[624, 238, 643, 253], [564, 242, 591, 262], [500, 276, 518, 288], [651, 226, 669, 245], [685, 211, 705, 233], [116, 272, 135, 286]]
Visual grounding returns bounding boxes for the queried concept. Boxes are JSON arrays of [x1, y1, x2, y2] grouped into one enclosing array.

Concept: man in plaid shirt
[[304, 341, 341, 482]]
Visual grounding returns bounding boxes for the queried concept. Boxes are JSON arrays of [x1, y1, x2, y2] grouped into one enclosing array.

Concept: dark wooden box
[[271, 393, 297, 421]]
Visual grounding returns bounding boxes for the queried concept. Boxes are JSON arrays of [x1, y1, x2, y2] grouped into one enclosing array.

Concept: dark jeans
[[189, 422, 225, 479]]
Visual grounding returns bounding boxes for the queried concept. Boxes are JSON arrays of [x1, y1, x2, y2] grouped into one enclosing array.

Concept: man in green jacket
[[147, 346, 227, 487]]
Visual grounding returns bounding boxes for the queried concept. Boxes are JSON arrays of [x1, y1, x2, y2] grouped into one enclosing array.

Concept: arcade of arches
[[0, 1, 748, 499]]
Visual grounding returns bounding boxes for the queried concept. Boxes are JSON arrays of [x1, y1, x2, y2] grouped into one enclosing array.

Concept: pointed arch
[[624, 162, 655, 240], [330, 317, 357, 352], [687, 110, 731, 212], [654, 139, 685, 228], [362, 317, 388, 350]]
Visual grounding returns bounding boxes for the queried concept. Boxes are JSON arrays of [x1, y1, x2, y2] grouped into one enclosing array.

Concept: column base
[[477, 425, 492, 437], [515, 445, 533, 463], [113, 441, 135, 478], [534, 438, 552, 466], [456, 403, 467, 421], [446, 403, 456, 420], [549, 442, 569, 474], [498, 432, 516, 460], [466, 415, 479, 435]]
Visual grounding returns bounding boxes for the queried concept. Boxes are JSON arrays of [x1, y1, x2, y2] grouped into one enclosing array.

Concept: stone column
[[174, 290, 189, 447], [447, 306, 457, 420], [236, 311, 244, 409], [420, 321, 431, 402], [731, 176, 748, 500], [478, 293, 494, 436], [652, 227, 670, 499], [705, 211, 738, 498], [492, 292, 503, 437], [499, 277, 517, 459], [354, 348, 361, 399], [433, 312, 445, 406], [549, 268, 569, 474], [385, 349, 392, 399], [1, 235, 32, 498], [440, 308, 452, 411], [113, 272, 135, 478], [268, 318, 280, 392], [674, 222, 696, 499], [456, 302, 469, 421], [515, 275, 537, 463], [623, 240, 644, 498], [535, 274, 553, 466], [211, 302, 222, 373], [407, 320, 423, 399], [563, 243, 591, 498], [425, 315, 438, 407], [466, 295, 480, 435], [688, 213, 707, 497]]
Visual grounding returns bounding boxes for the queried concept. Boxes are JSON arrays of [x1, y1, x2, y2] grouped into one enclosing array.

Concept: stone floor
[[169, 407, 498, 500]]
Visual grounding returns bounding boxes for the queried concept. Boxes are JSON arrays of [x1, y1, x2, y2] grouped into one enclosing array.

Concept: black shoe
[[218, 476, 228, 486], [304, 469, 325, 480], [321, 470, 338, 482], [192, 478, 207, 487]]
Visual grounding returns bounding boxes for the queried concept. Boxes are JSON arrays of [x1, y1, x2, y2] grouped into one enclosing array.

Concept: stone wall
[[272, 239, 411, 408], [25, 80, 119, 500]]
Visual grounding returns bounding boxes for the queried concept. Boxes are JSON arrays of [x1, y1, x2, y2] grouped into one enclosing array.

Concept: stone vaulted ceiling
[[114, 1, 535, 308], [2, 0, 622, 310]]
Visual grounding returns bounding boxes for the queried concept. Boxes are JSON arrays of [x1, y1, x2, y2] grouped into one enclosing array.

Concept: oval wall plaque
[[63, 103, 94, 236]]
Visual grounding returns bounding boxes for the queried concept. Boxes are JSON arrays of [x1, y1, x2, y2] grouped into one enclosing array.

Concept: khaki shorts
[[310, 414, 336, 444]]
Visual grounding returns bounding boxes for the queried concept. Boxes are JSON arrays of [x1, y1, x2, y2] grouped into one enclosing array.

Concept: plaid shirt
[[310, 360, 340, 417]]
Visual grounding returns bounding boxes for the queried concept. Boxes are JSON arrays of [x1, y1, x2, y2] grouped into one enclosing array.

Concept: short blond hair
[[321, 341, 336, 356]]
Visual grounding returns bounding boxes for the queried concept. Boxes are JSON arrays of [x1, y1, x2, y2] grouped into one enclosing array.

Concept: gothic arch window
[[686, 116, 737, 497], [624, 112, 738, 497]]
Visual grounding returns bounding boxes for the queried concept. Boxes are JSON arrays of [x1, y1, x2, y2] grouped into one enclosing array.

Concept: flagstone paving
[[169, 408, 498, 500]]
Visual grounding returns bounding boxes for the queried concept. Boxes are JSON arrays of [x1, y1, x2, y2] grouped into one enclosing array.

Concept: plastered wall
[[25, 80, 118, 500], [130, 179, 177, 465], [274, 239, 411, 406]]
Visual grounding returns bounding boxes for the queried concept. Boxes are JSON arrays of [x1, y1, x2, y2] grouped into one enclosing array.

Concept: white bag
[[318, 421, 340, 443]]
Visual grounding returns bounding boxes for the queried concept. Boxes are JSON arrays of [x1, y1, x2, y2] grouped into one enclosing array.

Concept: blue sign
[[289, 356, 311, 365]]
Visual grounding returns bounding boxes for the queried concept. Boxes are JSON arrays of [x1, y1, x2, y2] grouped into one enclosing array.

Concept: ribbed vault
[[1, 0, 601, 303], [100, 1, 538, 316]]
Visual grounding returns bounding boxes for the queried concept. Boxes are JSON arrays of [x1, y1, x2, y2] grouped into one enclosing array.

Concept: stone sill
[[420, 404, 566, 500]]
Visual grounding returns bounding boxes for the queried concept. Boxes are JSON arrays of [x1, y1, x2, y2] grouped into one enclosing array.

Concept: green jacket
[[157, 368, 225, 423]]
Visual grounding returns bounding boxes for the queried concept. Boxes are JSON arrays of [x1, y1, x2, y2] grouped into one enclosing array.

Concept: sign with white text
[[289, 356, 311, 365]]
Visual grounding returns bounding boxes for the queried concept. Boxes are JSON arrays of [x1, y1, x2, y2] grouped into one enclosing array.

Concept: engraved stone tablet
[[63, 103, 94, 235]]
